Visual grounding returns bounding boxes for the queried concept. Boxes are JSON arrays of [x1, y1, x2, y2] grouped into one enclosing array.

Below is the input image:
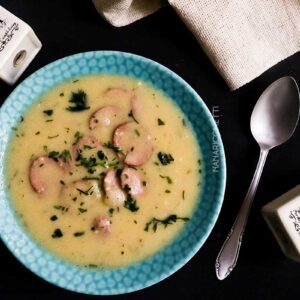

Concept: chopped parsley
[[159, 175, 173, 184], [124, 195, 139, 212], [182, 118, 186, 126], [182, 190, 185, 200], [59, 150, 71, 163], [66, 90, 90, 112], [76, 154, 97, 174], [123, 184, 131, 193], [52, 228, 63, 238], [81, 176, 101, 180], [60, 92, 64, 97], [158, 152, 174, 165], [53, 205, 66, 212], [144, 215, 189, 232], [76, 186, 93, 196], [48, 150, 71, 163], [97, 150, 107, 160], [73, 131, 83, 144], [73, 231, 85, 237], [35, 131, 40, 135], [157, 118, 165, 125], [50, 215, 58, 221], [43, 109, 53, 116], [48, 151, 60, 160], [165, 189, 171, 193], [142, 181, 147, 186], [108, 208, 114, 217], [48, 134, 59, 139], [78, 208, 87, 213], [128, 110, 139, 124], [103, 142, 124, 155], [134, 129, 140, 136], [20, 116, 24, 122], [60, 180, 65, 185]]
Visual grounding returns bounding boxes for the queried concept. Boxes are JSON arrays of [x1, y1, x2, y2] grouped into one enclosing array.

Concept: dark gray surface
[[1, 1, 300, 299]]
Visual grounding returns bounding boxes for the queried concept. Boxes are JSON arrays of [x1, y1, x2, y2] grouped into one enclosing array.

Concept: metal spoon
[[215, 76, 300, 280]]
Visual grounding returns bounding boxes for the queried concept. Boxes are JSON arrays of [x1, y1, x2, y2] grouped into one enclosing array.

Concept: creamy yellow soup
[[7, 75, 201, 268]]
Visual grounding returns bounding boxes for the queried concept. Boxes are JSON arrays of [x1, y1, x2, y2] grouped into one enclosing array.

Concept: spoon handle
[[215, 149, 269, 280]]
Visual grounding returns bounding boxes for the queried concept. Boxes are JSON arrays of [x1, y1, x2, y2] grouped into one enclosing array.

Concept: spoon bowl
[[251, 77, 300, 150]]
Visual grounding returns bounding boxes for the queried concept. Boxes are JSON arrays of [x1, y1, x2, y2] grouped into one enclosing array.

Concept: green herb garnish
[[48, 134, 59, 139], [48, 150, 71, 163], [134, 129, 140, 136], [97, 150, 107, 160], [76, 154, 97, 174], [144, 215, 189, 232], [76, 186, 93, 196], [159, 175, 173, 184], [43, 109, 53, 116], [60, 92, 64, 97], [74, 231, 85, 237], [48, 151, 60, 161], [103, 142, 124, 154], [158, 152, 174, 165], [108, 208, 114, 217], [59, 149, 71, 163], [182, 190, 185, 199], [53, 205, 66, 212], [128, 110, 139, 124], [81, 176, 101, 180], [35, 131, 40, 135], [157, 118, 165, 126], [66, 90, 90, 112], [73, 131, 83, 144], [50, 215, 58, 221], [52, 228, 63, 238], [78, 208, 87, 213], [165, 189, 171, 193], [124, 195, 139, 212]]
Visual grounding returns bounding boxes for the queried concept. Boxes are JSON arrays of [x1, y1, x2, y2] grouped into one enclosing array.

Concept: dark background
[[1, 1, 300, 299]]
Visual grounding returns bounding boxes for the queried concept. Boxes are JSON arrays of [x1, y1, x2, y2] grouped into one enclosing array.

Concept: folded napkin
[[92, 0, 300, 90]]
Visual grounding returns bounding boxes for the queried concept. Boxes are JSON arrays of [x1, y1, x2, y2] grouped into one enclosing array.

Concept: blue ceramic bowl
[[0, 51, 226, 295]]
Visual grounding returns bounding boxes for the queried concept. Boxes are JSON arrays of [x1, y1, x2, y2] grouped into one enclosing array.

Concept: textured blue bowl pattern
[[0, 51, 226, 295]]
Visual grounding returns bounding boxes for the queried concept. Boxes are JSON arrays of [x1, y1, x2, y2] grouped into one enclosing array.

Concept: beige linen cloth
[[92, 0, 300, 90]]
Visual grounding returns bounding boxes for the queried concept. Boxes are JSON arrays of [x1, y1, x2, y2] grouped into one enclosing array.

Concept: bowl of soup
[[0, 51, 226, 295]]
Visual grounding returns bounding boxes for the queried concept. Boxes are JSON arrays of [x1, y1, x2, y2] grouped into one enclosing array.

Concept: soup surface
[[7, 75, 201, 268]]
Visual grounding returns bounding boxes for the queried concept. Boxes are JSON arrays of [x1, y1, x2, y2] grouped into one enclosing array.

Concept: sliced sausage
[[104, 169, 126, 207], [89, 106, 120, 130], [93, 216, 111, 234], [29, 156, 64, 194], [121, 167, 144, 197], [113, 122, 153, 166]]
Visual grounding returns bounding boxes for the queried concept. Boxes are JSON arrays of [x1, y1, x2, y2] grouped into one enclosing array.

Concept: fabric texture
[[92, 0, 300, 90]]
